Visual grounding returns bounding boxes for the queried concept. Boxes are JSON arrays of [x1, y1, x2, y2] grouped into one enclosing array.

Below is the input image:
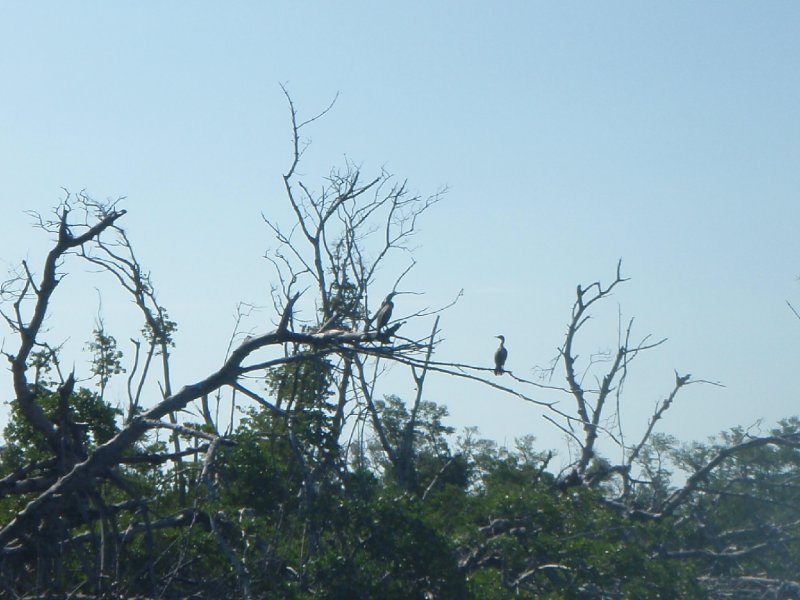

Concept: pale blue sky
[[1, 3, 798, 458]]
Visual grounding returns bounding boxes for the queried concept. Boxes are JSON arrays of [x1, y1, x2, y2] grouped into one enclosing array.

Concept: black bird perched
[[376, 320, 405, 344], [675, 370, 691, 387], [373, 292, 397, 331], [494, 335, 507, 375]]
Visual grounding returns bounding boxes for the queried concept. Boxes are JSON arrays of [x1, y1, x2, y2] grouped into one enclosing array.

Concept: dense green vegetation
[[2, 367, 799, 598]]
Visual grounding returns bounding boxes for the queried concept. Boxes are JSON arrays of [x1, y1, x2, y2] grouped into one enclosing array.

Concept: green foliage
[[328, 270, 364, 326], [306, 491, 466, 599], [85, 326, 126, 392], [28, 348, 57, 386], [265, 354, 341, 472], [366, 394, 461, 492], [2, 385, 120, 469], [142, 306, 178, 349], [266, 355, 334, 409], [374, 395, 454, 456], [670, 418, 800, 581], [450, 453, 704, 599], [218, 410, 303, 513], [2, 360, 795, 598], [629, 432, 677, 508]]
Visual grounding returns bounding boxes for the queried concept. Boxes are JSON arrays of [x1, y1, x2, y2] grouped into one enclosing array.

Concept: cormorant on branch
[[494, 335, 507, 376], [373, 292, 397, 331], [376, 320, 404, 344]]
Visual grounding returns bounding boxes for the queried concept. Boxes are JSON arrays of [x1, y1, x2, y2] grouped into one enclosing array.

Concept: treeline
[[2, 378, 799, 598]]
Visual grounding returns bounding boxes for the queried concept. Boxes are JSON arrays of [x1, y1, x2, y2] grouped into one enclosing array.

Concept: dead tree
[[0, 91, 451, 597]]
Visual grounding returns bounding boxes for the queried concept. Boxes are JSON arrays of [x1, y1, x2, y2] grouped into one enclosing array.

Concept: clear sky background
[[1, 3, 798, 461]]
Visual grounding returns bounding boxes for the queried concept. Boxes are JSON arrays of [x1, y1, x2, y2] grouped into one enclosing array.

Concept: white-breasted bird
[[494, 335, 508, 375]]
